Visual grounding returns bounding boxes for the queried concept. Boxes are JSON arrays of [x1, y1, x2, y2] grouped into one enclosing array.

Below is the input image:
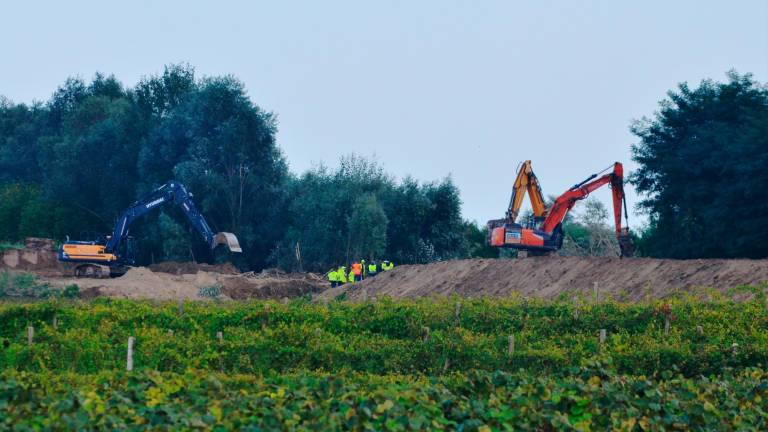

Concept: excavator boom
[[59, 181, 241, 276], [506, 160, 547, 222]]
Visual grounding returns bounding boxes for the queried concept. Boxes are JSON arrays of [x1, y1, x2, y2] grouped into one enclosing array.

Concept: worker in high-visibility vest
[[367, 260, 379, 278], [351, 261, 363, 282], [348, 267, 355, 284], [381, 260, 394, 271], [337, 265, 348, 284], [326, 267, 339, 287]]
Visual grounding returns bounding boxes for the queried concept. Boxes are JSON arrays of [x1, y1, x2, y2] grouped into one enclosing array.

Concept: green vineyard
[[2, 295, 768, 430]]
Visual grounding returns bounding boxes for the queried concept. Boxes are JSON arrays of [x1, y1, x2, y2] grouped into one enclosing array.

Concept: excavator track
[[73, 264, 111, 278]]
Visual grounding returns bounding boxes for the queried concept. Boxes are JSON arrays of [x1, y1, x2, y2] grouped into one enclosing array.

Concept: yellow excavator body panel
[[61, 243, 118, 262]]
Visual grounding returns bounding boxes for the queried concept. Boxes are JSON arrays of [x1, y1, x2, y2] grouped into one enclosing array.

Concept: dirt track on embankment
[[319, 257, 768, 301]]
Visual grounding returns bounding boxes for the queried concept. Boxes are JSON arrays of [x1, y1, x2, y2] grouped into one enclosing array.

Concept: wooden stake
[[422, 327, 430, 343], [696, 325, 704, 335], [178, 298, 184, 316], [167, 329, 174, 337], [53, 316, 58, 330], [573, 297, 579, 320], [593, 282, 599, 302], [508, 334, 515, 356], [455, 302, 461, 321], [599, 329, 606, 345], [127, 337, 135, 371], [216, 331, 223, 344], [664, 316, 670, 336], [27, 326, 34, 345], [443, 357, 450, 372]]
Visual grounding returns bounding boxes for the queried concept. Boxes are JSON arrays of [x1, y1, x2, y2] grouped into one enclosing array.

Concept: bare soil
[[149, 261, 240, 275], [319, 257, 768, 302], [42, 266, 328, 301], [8, 237, 768, 302]]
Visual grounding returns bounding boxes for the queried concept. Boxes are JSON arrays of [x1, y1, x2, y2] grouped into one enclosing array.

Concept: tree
[[347, 194, 388, 260], [630, 71, 768, 258], [560, 198, 620, 257]]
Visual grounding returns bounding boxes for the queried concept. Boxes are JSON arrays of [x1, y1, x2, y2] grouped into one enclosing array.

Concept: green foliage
[[0, 242, 23, 252], [0, 184, 56, 241], [0, 66, 470, 271], [2, 368, 767, 430], [560, 198, 620, 257], [0, 271, 53, 298], [62, 284, 80, 299], [274, 156, 469, 271], [631, 71, 768, 258], [347, 193, 389, 260], [197, 285, 221, 299], [463, 222, 498, 258], [157, 212, 191, 262], [1, 296, 768, 376]]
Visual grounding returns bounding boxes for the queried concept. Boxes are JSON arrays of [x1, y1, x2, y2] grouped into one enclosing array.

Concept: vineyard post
[[593, 282, 599, 302], [27, 326, 34, 345], [696, 325, 704, 335], [664, 316, 670, 336], [127, 336, 134, 371], [573, 297, 579, 320], [599, 329, 606, 345], [443, 357, 450, 372], [167, 329, 174, 337], [178, 298, 184, 316], [423, 327, 430, 343], [508, 334, 515, 356], [217, 331, 223, 344], [53, 315, 58, 330]]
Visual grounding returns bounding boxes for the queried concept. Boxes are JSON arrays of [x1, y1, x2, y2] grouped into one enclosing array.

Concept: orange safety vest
[[352, 262, 362, 276]]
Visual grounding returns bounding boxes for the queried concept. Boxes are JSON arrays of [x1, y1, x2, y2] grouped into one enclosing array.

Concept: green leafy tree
[[630, 71, 768, 258], [347, 194, 388, 260]]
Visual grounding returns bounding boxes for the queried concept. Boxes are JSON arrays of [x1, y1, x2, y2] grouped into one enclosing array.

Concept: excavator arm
[[505, 160, 547, 222], [104, 181, 241, 254], [541, 163, 634, 257], [59, 181, 241, 276]]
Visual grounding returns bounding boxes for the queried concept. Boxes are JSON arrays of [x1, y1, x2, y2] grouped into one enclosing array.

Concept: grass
[[0, 242, 23, 252]]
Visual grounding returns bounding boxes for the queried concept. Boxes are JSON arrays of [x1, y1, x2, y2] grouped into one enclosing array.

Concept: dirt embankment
[[1, 238, 66, 276], [320, 257, 768, 301], [43, 265, 328, 301]]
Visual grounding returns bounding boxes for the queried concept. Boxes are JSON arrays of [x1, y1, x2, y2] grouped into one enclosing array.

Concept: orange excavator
[[487, 161, 635, 257]]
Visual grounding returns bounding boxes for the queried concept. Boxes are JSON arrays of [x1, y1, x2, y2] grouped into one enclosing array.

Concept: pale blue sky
[[1, 1, 766, 227]]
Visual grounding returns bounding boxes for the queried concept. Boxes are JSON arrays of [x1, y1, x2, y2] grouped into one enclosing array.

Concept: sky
[[1, 0, 767, 227]]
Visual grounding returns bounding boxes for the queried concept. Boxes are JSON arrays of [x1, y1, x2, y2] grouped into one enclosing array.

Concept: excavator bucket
[[618, 233, 635, 258], [213, 232, 242, 253]]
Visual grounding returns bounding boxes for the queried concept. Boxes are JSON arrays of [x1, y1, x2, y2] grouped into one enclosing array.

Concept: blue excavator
[[58, 181, 241, 277]]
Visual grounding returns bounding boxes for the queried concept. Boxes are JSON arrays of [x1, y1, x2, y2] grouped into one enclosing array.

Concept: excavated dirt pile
[[321, 257, 768, 301], [43, 264, 328, 301], [149, 261, 240, 275], [219, 269, 327, 300]]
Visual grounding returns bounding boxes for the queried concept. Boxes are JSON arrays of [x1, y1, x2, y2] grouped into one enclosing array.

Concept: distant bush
[[0, 271, 53, 298]]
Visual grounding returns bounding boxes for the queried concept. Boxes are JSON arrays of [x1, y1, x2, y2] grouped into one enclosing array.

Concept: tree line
[[0, 65, 490, 271], [0, 66, 765, 266]]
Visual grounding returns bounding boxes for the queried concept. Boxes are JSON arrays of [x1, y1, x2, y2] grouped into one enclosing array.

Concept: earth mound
[[320, 257, 768, 301]]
